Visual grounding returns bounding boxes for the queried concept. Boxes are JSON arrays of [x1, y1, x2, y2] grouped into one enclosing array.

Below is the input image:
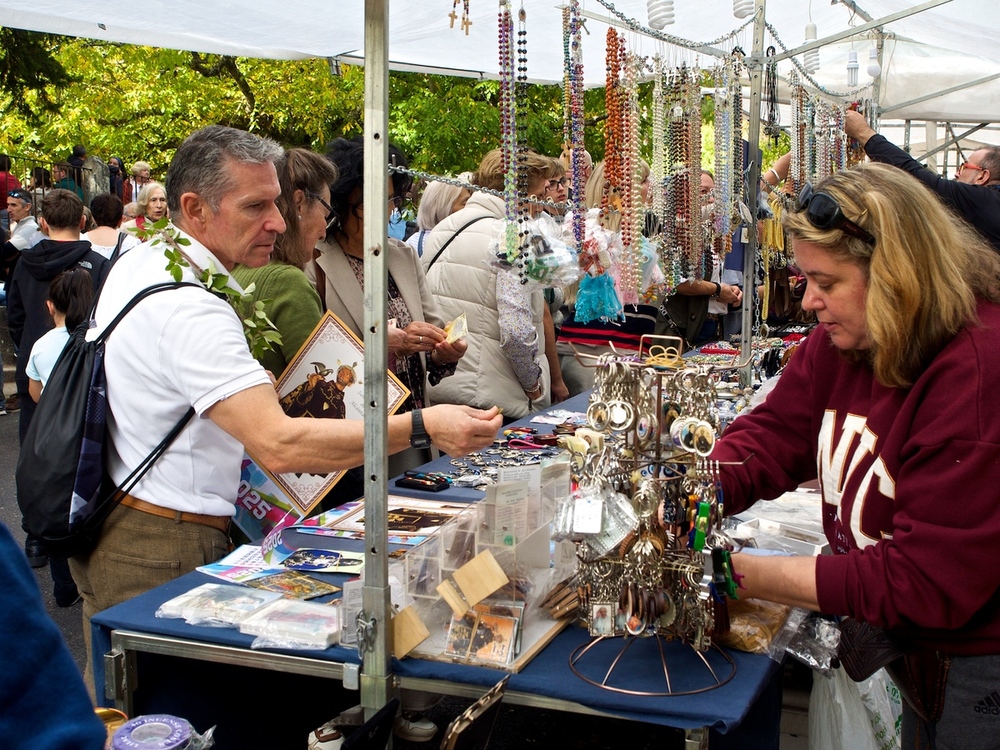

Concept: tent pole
[[740, 0, 767, 387], [360, 0, 393, 719]]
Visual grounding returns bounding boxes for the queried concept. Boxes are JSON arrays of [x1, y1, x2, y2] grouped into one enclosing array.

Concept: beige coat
[[422, 192, 549, 419]]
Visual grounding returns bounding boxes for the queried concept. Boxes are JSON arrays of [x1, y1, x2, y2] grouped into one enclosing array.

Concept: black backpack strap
[[88, 406, 197, 533], [95, 281, 203, 345], [425, 215, 491, 270], [109, 232, 127, 264]]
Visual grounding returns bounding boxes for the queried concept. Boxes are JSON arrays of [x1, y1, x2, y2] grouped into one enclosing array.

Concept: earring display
[[557, 342, 742, 695]]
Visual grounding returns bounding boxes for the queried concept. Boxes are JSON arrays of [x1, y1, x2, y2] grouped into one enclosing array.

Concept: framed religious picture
[[242, 312, 409, 520]]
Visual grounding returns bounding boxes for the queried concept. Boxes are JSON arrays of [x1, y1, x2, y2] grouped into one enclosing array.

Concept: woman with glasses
[[312, 137, 465, 472], [543, 159, 569, 217], [713, 163, 1000, 748], [231, 148, 338, 376]]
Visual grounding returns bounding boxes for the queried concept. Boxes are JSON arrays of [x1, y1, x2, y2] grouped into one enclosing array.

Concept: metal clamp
[[355, 609, 377, 660]]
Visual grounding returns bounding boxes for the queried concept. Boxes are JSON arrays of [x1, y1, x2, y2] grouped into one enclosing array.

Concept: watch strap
[[410, 408, 432, 449]]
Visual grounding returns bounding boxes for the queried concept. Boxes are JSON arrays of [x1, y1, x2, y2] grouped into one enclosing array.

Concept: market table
[[92, 389, 783, 748]]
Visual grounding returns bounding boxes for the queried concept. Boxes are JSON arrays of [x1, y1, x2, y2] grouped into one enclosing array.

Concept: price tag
[[572, 495, 603, 534]]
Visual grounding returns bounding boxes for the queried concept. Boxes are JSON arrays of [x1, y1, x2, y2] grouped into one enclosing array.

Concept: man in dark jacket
[[7, 189, 109, 585], [845, 109, 1000, 253]]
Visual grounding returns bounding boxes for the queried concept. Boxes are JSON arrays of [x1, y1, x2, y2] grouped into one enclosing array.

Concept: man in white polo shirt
[[69, 126, 501, 689]]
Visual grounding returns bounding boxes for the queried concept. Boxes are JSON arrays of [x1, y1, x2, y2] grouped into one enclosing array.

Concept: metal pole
[[740, 0, 767, 387], [361, 0, 392, 717]]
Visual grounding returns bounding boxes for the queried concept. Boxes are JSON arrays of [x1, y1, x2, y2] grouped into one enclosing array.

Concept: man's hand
[[423, 404, 501, 457], [719, 284, 743, 306], [844, 109, 876, 146], [550, 377, 570, 404]]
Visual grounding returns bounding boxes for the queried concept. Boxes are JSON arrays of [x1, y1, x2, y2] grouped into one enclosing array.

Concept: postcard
[[282, 548, 365, 575], [243, 570, 341, 600]]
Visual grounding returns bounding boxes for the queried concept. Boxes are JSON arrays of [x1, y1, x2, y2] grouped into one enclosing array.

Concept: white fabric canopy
[[1, 0, 997, 122]]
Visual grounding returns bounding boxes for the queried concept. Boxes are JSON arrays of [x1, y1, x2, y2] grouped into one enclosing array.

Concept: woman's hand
[[432, 337, 467, 365], [390, 321, 446, 357]]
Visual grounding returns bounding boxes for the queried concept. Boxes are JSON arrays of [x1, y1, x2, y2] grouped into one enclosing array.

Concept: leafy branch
[[132, 219, 283, 360]]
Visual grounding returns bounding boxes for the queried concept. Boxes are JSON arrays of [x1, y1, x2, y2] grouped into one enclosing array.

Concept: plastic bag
[[715, 598, 793, 657], [490, 214, 581, 291], [787, 611, 841, 674], [807, 667, 902, 750], [809, 666, 882, 750], [858, 669, 903, 750]]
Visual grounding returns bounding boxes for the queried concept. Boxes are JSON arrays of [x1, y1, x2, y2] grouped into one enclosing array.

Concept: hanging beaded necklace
[[618, 50, 643, 305], [498, 1, 519, 265], [563, 0, 586, 253]]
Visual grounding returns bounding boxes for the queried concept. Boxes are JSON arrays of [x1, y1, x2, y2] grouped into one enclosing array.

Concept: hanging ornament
[[802, 23, 820, 73], [866, 47, 881, 78], [647, 0, 675, 29], [732, 0, 754, 19], [763, 46, 781, 146], [847, 50, 859, 87]]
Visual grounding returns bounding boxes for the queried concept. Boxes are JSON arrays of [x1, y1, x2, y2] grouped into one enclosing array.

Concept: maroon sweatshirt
[[715, 301, 1000, 655]]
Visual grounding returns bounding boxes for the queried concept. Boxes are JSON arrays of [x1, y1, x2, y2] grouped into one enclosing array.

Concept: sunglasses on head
[[795, 183, 876, 246]]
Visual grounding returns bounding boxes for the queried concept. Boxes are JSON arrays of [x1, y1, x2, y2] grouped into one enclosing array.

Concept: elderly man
[[68, 125, 501, 688], [845, 109, 1000, 253]]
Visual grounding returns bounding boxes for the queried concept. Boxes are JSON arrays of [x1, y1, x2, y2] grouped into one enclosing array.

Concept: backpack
[[16, 281, 199, 559]]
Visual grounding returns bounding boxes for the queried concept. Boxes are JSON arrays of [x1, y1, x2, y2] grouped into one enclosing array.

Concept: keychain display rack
[[560, 338, 742, 696]]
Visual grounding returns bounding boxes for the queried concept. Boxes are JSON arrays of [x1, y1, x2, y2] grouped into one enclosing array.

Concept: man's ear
[[179, 192, 210, 228], [39, 217, 50, 236]]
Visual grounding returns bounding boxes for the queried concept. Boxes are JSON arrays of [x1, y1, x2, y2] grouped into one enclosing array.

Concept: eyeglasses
[[546, 178, 570, 190], [958, 161, 986, 175], [307, 192, 337, 229], [795, 183, 876, 246]]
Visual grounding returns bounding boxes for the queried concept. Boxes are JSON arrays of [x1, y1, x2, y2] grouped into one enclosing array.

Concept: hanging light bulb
[[647, 0, 675, 28], [803, 23, 820, 73], [733, 0, 754, 19], [847, 50, 859, 87], [867, 47, 882, 78]]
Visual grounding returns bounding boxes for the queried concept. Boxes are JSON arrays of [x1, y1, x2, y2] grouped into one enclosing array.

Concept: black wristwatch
[[410, 409, 432, 449]]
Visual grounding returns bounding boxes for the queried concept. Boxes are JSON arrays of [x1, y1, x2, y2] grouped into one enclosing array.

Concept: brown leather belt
[[120, 494, 231, 535]]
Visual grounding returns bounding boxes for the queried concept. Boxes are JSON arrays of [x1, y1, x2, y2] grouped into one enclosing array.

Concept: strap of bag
[[87, 406, 197, 533], [109, 232, 127, 264], [426, 215, 490, 270], [94, 281, 202, 345]]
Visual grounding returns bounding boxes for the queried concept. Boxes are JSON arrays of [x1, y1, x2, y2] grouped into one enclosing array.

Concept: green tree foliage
[[0, 30, 785, 184], [0, 29, 72, 118]]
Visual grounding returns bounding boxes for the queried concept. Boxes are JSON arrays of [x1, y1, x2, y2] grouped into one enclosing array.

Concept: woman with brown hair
[[232, 148, 339, 376]]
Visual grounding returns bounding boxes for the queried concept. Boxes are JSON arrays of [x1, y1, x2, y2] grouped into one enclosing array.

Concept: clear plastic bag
[[786, 611, 841, 674]]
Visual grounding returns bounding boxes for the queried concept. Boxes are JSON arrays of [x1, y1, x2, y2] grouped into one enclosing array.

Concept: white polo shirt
[[89, 229, 271, 517]]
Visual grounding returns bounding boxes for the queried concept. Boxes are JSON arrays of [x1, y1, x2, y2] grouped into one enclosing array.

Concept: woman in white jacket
[[422, 149, 560, 420]]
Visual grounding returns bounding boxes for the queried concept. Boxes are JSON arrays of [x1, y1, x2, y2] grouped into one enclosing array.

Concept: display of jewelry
[[558, 345, 741, 695]]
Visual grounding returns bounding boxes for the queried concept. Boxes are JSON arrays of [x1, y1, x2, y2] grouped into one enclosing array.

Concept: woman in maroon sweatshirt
[[714, 163, 1000, 749]]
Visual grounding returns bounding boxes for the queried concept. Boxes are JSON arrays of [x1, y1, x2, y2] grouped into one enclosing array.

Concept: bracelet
[[711, 282, 722, 298], [767, 168, 781, 185]]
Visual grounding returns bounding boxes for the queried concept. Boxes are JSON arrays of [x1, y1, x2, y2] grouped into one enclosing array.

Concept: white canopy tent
[[2, 1, 998, 120]]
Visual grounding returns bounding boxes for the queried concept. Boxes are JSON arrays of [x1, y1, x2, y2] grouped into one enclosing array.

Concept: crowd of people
[[3, 120, 1000, 749]]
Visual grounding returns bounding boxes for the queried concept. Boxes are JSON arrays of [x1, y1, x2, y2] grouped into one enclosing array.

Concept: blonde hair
[[473, 148, 559, 193], [583, 159, 650, 232], [782, 162, 1000, 388]]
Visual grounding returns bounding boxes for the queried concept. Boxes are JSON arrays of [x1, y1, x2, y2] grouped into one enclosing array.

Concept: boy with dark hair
[[7, 188, 109, 588]]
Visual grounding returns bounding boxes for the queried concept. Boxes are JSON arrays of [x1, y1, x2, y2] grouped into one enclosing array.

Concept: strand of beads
[[712, 61, 732, 258], [788, 71, 804, 195], [601, 29, 626, 229], [498, 1, 519, 264], [515, 5, 531, 279], [730, 52, 744, 225], [651, 56, 671, 293], [565, 0, 586, 253], [619, 51, 643, 306]]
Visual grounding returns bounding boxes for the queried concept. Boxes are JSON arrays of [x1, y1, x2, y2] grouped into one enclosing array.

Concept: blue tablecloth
[[92, 570, 778, 733]]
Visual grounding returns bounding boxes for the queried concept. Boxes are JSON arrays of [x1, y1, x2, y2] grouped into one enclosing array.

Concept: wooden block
[[436, 579, 469, 617], [392, 605, 430, 658], [452, 549, 509, 608]]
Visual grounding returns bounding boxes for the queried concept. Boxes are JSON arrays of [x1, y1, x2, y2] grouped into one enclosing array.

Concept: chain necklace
[[788, 70, 804, 195], [618, 51, 642, 305]]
